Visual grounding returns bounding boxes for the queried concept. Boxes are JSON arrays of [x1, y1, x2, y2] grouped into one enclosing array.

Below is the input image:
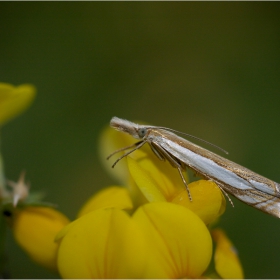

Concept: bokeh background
[[1, 2, 280, 278]]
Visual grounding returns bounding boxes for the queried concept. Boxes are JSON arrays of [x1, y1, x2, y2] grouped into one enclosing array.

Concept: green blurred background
[[1, 2, 280, 278]]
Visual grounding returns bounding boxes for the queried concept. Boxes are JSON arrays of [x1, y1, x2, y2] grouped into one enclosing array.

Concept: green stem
[[0, 131, 7, 196], [0, 134, 9, 277], [0, 206, 8, 278], [0, 153, 6, 196]]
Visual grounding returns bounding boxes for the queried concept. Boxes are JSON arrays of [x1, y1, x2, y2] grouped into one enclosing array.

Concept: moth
[[107, 116, 280, 218]]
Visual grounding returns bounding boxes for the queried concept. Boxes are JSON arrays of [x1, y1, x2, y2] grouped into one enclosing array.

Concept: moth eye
[[138, 127, 147, 138]]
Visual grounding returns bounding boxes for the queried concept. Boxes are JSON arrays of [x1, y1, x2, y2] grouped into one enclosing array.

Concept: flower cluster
[[0, 82, 244, 278]]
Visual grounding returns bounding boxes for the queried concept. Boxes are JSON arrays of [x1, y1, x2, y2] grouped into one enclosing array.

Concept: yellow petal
[[127, 148, 186, 202], [13, 206, 70, 271], [0, 83, 36, 125], [77, 186, 133, 218], [133, 202, 212, 278], [172, 180, 226, 225], [126, 174, 149, 208], [98, 124, 135, 184], [212, 229, 244, 279], [57, 208, 147, 279]]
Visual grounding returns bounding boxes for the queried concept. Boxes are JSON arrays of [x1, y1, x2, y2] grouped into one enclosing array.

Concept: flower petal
[[57, 208, 147, 279], [212, 229, 244, 279], [13, 206, 69, 271], [127, 148, 186, 202], [77, 186, 133, 218], [98, 125, 135, 184], [172, 180, 226, 225], [0, 83, 36, 125], [133, 202, 212, 278]]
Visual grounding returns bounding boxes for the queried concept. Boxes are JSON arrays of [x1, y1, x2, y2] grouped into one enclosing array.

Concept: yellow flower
[[12, 206, 70, 271], [0, 83, 36, 125], [57, 200, 212, 278], [55, 124, 243, 278], [13, 123, 243, 278]]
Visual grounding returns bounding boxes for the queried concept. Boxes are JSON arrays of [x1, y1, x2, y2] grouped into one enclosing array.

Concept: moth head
[[110, 116, 146, 139]]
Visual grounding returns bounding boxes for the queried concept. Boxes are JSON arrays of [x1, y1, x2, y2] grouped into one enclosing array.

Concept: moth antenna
[[147, 126, 229, 155]]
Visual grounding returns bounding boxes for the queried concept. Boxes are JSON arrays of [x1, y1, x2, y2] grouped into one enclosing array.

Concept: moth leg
[[149, 141, 192, 201], [107, 140, 143, 160], [150, 142, 181, 168], [150, 142, 165, 161], [215, 183, 235, 207], [109, 140, 147, 168], [177, 167, 192, 201]]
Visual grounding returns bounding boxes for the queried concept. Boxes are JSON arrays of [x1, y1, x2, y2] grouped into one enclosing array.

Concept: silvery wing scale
[[107, 116, 280, 218]]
